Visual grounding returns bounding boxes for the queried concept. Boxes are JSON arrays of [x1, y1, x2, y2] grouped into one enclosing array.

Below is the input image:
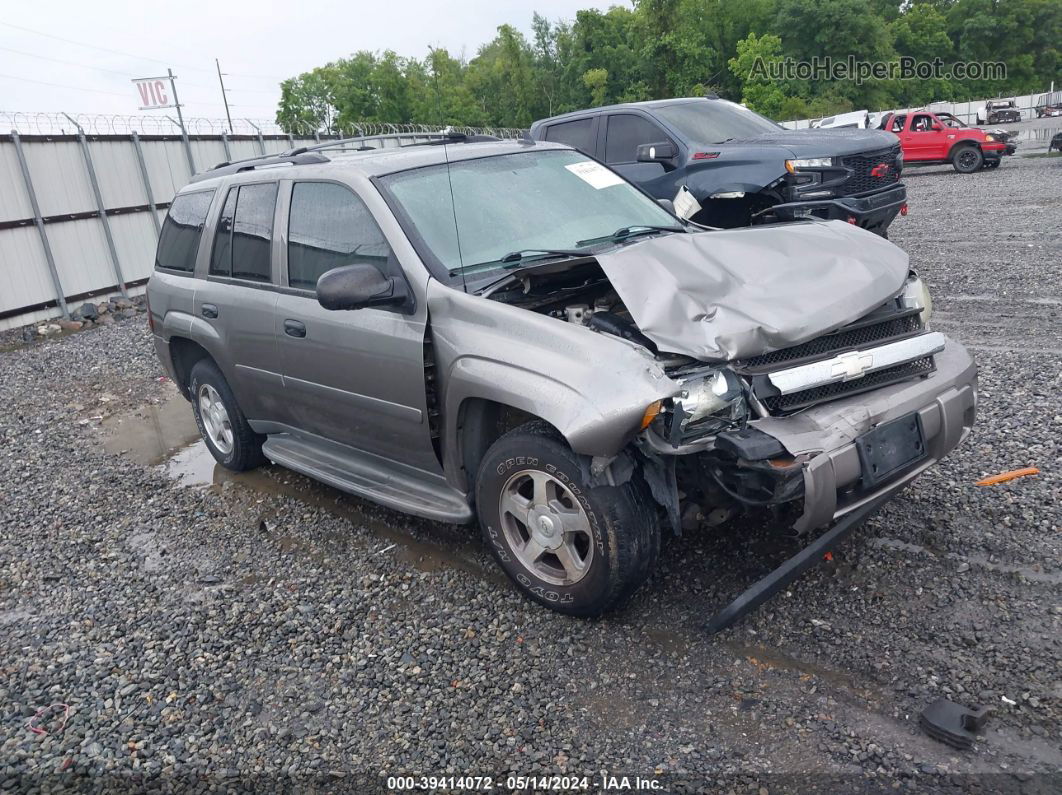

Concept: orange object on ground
[[975, 467, 1040, 486]]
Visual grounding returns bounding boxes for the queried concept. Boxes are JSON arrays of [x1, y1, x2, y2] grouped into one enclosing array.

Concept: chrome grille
[[762, 357, 935, 414], [742, 311, 922, 371]]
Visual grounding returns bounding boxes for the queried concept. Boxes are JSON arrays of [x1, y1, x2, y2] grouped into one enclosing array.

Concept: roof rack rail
[[189, 151, 329, 183], [283, 131, 456, 157], [190, 131, 515, 183]]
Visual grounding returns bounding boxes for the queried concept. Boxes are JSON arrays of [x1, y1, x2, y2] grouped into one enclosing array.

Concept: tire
[[188, 358, 266, 472], [952, 146, 983, 174], [475, 421, 660, 617]]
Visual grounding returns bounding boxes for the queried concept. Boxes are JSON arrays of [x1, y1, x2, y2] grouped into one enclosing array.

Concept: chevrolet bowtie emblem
[[831, 351, 874, 381]]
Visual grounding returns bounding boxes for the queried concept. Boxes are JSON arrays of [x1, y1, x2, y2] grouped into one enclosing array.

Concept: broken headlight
[[667, 368, 749, 444], [901, 274, 933, 327]]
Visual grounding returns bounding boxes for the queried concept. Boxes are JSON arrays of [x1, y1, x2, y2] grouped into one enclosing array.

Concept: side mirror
[[636, 141, 677, 162], [931, 123, 944, 131], [316, 263, 406, 311]]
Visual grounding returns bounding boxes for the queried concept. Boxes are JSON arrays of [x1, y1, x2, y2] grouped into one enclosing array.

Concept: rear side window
[[209, 182, 277, 282], [155, 190, 213, 272], [543, 118, 595, 154], [605, 114, 670, 163], [287, 182, 392, 290]]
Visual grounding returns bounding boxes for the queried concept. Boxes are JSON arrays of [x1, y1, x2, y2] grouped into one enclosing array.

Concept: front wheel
[[475, 422, 660, 617], [953, 146, 983, 174]]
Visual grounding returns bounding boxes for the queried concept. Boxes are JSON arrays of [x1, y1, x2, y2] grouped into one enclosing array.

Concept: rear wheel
[[189, 359, 266, 471], [475, 422, 659, 617], [952, 146, 983, 174]]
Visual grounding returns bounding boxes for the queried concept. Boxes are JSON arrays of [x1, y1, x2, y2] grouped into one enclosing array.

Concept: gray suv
[[148, 136, 977, 621]]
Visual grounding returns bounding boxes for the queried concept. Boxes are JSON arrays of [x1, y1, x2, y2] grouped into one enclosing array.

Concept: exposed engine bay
[[483, 259, 661, 354]]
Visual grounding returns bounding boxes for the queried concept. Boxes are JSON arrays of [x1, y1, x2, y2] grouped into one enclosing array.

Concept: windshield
[[653, 99, 781, 143], [380, 148, 680, 288], [936, 112, 966, 128]]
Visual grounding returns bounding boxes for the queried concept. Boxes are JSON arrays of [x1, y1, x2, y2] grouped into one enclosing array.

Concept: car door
[[193, 180, 286, 421], [602, 112, 680, 199], [272, 179, 439, 472], [905, 113, 949, 161]]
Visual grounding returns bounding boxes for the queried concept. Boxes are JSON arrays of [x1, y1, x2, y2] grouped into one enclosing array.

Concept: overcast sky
[[1, 0, 615, 123]]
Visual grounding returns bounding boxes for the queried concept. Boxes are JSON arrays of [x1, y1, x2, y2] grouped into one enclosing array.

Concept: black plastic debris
[[919, 698, 991, 749]]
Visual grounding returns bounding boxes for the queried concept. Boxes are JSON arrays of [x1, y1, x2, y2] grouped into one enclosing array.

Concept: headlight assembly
[[666, 368, 749, 444], [901, 274, 933, 327], [785, 157, 833, 172]]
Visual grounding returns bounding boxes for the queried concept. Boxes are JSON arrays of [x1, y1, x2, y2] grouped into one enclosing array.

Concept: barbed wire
[[0, 111, 524, 139]]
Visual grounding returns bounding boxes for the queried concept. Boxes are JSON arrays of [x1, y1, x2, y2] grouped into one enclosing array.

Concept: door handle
[[201, 303, 219, 319], [284, 319, 306, 338]]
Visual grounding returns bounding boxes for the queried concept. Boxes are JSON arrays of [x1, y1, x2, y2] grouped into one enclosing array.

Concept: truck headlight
[[901, 275, 933, 327], [668, 368, 749, 442], [786, 157, 833, 172], [985, 134, 996, 142]]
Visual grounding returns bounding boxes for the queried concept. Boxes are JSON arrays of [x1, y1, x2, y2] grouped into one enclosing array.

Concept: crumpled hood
[[595, 221, 909, 361]]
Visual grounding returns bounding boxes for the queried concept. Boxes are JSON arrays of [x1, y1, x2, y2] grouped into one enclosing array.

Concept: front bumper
[[984, 142, 1016, 160], [749, 338, 977, 533], [770, 183, 906, 236]]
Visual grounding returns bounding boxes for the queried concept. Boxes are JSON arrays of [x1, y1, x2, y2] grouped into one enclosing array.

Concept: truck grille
[[741, 310, 922, 371], [762, 356, 935, 414], [838, 147, 901, 196]]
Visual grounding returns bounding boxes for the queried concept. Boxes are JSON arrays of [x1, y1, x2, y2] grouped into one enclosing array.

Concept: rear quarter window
[[155, 190, 214, 272], [543, 118, 595, 154]]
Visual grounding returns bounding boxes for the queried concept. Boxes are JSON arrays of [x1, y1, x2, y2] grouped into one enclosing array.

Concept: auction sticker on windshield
[[565, 160, 625, 189]]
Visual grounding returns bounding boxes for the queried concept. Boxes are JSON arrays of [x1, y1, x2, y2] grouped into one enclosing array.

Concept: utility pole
[[216, 58, 234, 134], [168, 68, 195, 173]]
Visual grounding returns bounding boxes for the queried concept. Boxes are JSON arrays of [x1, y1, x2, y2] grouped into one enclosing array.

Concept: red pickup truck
[[879, 110, 1015, 173]]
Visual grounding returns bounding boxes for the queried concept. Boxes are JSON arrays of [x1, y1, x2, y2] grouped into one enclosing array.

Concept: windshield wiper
[[575, 225, 684, 248], [499, 248, 587, 264], [449, 248, 587, 277]]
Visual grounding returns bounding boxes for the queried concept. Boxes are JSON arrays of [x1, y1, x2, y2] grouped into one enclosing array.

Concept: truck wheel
[[188, 359, 266, 471], [475, 421, 660, 617], [952, 146, 983, 174]]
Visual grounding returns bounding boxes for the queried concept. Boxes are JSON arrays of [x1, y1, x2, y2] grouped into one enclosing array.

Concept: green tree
[[728, 32, 789, 118]]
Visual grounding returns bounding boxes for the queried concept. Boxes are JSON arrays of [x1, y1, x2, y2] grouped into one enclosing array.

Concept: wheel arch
[[168, 336, 217, 400], [447, 395, 563, 495], [948, 140, 982, 160]]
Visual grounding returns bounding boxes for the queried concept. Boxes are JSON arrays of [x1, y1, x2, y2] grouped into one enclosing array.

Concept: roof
[[184, 138, 568, 191], [531, 96, 723, 127]]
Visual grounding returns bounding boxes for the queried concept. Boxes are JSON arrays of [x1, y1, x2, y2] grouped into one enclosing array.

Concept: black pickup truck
[[530, 97, 907, 236]]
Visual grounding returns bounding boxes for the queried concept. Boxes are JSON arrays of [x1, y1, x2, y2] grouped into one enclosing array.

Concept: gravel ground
[[1, 154, 1059, 793]]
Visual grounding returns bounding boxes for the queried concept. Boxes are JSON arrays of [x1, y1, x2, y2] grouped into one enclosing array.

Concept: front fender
[[684, 160, 784, 201], [427, 281, 678, 490]]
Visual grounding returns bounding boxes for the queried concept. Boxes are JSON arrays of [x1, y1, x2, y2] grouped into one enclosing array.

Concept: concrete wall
[[0, 131, 448, 330]]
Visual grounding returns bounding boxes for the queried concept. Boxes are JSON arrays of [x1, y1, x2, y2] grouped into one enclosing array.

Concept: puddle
[[101, 389, 200, 466], [99, 392, 500, 584], [871, 538, 1062, 585]]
